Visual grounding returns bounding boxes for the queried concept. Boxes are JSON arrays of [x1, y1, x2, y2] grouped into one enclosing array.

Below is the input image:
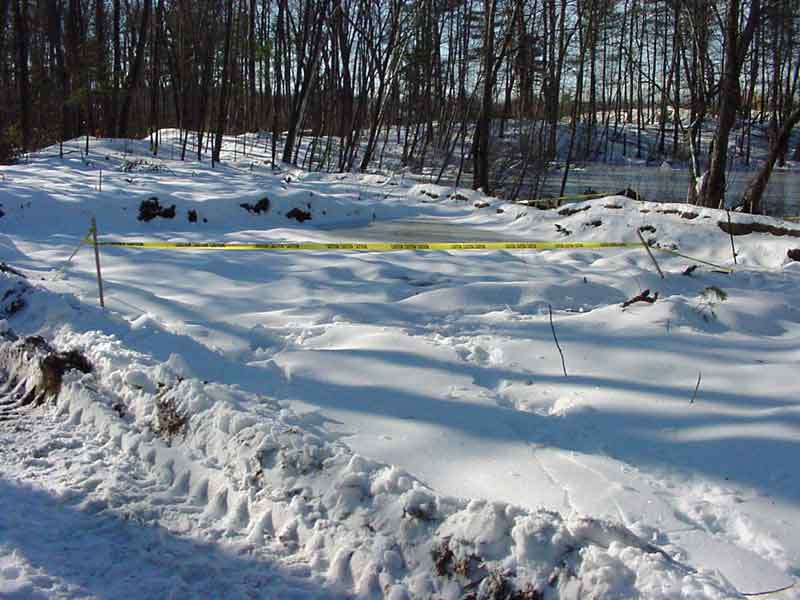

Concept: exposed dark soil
[[558, 205, 590, 216], [286, 208, 312, 223], [240, 197, 271, 214], [719, 220, 800, 237], [0, 334, 92, 410], [138, 197, 176, 222], [616, 188, 644, 201]]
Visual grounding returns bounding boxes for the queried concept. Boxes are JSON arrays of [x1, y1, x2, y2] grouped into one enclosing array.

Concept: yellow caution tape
[[95, 240, 642, 252], [54, 229, 93, 276], [91, 237, 734, 272]]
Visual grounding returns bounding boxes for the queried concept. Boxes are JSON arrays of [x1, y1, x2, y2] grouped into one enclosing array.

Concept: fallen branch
[[0, 263, 27, 279], [622, 289, 659, 308]]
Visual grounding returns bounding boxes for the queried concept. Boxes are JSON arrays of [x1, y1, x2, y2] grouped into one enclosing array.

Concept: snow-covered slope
[[1, 136, 799, 599]]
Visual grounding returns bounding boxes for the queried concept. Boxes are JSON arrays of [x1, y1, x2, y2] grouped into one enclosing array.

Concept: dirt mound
[[719, 220, 800, 238], [138, 197, 176, 222], [240, 197, 271, 214], [0, 333, 93, 417], [286, 207, 311, 222]]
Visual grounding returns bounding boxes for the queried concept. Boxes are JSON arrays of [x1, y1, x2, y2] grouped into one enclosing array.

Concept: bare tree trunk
[[472, 0, 496, 192], [702, 0, 761, 208], [12, 0, 31, 151], [742, 108, 800, 214], [118, 0, 152, 138], [150, 0, 164, 153], [109, 0, 120, 136], [95, 0, 107, 136], [213, 0, 234, 164], [282, 0, 327, 164], [248, 0, 257, 131], [472, 0, 518, 192]]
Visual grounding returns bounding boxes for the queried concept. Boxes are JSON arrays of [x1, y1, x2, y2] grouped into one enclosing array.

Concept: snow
[[1, 135, 799, 598]]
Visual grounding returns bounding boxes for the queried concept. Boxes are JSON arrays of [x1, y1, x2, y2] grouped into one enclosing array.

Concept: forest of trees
[[1, 0, 799, 213]]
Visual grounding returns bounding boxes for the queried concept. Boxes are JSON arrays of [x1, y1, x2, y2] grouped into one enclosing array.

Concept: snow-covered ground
[[1, 136, 799, 599]]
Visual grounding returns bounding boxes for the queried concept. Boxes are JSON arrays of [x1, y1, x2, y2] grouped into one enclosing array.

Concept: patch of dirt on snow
[[240, 197, 271, 215], [138, 196, 176, 222], [1, 281, 29, 316], [286, 207, 311, 223], [558, 205, 590, 217], [719, 220, 800, 238]]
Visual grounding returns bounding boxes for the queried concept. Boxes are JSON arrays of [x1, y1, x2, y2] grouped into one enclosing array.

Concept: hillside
[[1, 137, 799, 599]]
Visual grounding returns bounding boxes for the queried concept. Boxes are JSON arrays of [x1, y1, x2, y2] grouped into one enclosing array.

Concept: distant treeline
[[0, 0, 798, 212]]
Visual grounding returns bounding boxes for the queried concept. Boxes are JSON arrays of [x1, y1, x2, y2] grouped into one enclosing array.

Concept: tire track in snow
[[0, 406, 344, 599]]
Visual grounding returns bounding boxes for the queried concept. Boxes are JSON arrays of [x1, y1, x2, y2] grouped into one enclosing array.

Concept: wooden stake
[[637, 229, 665, 279], [91, 217, 105, 308]]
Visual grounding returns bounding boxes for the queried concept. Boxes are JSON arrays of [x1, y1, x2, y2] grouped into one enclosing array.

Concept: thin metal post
[[91, 217, 105, 308]]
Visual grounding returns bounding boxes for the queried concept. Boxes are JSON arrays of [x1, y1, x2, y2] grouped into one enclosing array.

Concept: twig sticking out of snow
[[690, 372, 702, 404], [637, 230, 665, 279], [548, 303, 568, 378], [740, 581, 796, 597], [726, 210, 739, 265]]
